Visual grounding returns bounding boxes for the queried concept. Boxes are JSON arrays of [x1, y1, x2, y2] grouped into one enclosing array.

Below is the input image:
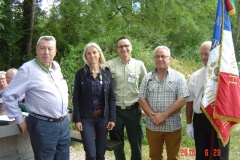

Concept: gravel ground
[[70, 146, 85, 160], [70, 146, 114, 160]]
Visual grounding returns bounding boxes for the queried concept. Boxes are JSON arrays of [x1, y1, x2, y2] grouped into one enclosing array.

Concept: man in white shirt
[[3, 36, 70, 160], [186, 41, 230, 160]]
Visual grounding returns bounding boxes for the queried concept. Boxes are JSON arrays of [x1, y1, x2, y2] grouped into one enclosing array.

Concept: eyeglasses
[[154, 55, 170, 59], [0, 78, 6, 81], [117, 45, 130, 49], [6, 76, 12, 80]]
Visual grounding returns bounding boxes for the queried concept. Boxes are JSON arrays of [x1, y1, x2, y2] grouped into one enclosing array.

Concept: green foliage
[[0, 0, 226, 71], [130, 39, 154, 72], [110, 0, 217, 56], [29, 0, 86, 63], [60, 44, 85, 110], [180, 108, 195, 147], [0, 0, 5, 29], [34, 0, 216, 61], [0, 1, 25, 70]]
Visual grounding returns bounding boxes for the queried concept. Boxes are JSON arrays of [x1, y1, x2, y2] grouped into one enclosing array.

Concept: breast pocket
[[129, 73, 139, 79], [80, 80, 90, 94], [147, 83, 158, 94], [128, 72, 140, 84], [164, 81, 177, 93]]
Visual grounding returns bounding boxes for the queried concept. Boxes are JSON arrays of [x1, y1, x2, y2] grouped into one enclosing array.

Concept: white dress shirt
[[3, 58, 68, 124], [186, 67, 207, 114]]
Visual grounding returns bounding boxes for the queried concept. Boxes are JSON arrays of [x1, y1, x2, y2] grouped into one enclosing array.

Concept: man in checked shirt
[[138, 45, 189, 160]]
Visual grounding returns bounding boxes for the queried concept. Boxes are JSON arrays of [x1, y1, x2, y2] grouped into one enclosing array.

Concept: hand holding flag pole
[[201, 0, 240, 146]]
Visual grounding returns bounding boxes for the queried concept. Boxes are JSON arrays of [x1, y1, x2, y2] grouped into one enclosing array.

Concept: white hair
[[7, 68, 18, 76], [37, 36, 56, 47], [200, 41, 212, 51], [0, 71, 6, 76], [154, 45, 171, 56]]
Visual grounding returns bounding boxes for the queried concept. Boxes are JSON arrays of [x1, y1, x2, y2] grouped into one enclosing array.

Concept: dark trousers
[[193, 113, 230, 160], [27, 115, 70, 160], [110, 106, 143, 160], [80, 116, 109, 160]]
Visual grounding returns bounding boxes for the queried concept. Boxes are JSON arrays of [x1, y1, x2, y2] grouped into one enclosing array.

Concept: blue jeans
[[80, 115, 109, 160], [27, 115, 70, 160]]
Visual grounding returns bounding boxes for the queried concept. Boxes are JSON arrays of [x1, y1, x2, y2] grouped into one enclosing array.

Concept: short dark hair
[[116, 37, 131, 45]]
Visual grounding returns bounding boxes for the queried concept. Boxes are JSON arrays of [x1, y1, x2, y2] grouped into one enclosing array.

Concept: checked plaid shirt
[[138, 67, 189, 132]]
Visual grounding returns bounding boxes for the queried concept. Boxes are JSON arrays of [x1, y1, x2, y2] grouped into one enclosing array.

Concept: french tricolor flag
[[201, 0, 240, 146]]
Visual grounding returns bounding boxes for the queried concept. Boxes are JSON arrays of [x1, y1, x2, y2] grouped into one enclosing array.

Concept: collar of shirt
[[84, 65, 103, 79], [117, 57, 132, 64], [35, 58, 59, 73], [152, 67, 172, 81], [35, 58, 53, 73]]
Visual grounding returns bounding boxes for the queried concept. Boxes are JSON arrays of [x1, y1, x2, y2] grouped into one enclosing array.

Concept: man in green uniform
[[107, 37, 147, 160]]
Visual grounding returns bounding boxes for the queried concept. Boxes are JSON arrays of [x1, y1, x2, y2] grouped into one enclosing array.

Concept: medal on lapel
[[99, 75, 102, 84]]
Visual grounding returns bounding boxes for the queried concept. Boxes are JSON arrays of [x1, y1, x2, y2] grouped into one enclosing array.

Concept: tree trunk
[[21, 0, 36, 55]]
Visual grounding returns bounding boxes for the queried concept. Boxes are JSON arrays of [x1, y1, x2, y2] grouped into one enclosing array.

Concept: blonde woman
[[72, 42, 116, 160]]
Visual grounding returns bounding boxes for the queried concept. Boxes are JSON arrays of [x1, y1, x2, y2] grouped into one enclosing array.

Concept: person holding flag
[[186, 0, 240, 159], [186, 41, 230, 160]]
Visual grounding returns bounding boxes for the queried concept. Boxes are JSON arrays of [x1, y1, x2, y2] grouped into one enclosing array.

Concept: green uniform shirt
[[107, 57, 147, 106]]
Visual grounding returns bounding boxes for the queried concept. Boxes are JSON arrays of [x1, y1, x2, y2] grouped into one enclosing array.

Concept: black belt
[[117, 102, 138, 110], [29, 112, 66, 122]]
